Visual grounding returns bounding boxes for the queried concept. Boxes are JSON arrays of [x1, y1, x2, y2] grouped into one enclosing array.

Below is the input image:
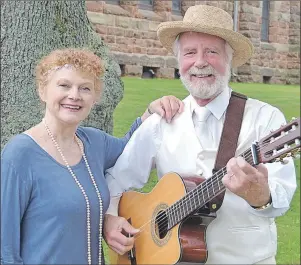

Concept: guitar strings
[[134, 140, 297, 239], [132, 140, 294, 241], [147, 138, 289, 230], [134, 152, 252, 238], [133, 148, 257, 240], [133, 171, 225, 240], [133, 173, 224, 241]]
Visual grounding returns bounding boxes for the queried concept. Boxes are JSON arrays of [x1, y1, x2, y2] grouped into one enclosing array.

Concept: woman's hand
[[141, 95, 184, 123]]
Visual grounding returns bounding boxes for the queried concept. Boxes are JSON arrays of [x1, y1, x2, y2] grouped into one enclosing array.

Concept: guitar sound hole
[[155, 210, 168, 239]]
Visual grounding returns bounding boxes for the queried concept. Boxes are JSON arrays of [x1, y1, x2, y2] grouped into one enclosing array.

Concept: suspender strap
[[213, 91, 247, 173], [196, 91, 247, 214]]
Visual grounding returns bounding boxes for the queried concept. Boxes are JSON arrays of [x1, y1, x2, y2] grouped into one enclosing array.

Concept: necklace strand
[[42, 119, 103, 265]]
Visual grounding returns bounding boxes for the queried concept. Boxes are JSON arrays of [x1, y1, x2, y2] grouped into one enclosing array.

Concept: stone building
[[86, 0, 300, 84]]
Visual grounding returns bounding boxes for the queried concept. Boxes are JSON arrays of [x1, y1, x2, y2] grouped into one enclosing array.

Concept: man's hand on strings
[[222, 156, 271, 207]]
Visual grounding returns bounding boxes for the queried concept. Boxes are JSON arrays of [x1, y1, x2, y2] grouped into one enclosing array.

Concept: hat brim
[[157, 21, 254, 67]]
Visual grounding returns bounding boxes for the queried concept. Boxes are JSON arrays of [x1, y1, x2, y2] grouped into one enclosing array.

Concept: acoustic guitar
[[109, 117, 300, 265]]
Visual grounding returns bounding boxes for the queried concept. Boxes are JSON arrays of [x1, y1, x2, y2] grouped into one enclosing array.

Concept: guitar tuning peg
[[292, 148, 301, 159], [280, 159, 289, 165], [294, 153, 300, 160]]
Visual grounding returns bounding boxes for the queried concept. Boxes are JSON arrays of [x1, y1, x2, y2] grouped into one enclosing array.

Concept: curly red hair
[[35, 48, 105, 97]]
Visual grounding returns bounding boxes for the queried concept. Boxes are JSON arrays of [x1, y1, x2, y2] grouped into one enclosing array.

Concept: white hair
[[224, 42, 234, 64], [172, 33, 234, 64], [172, 35, 181, 61]]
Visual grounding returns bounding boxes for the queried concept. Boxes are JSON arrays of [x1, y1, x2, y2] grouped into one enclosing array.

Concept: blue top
[[1, 118, 141, 265]]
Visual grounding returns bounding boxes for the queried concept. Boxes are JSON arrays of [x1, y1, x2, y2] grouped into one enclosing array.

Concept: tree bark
[[1, 0, 123, 148]]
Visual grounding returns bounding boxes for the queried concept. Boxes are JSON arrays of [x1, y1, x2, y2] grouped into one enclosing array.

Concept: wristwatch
[[251, 195, 273, 210]]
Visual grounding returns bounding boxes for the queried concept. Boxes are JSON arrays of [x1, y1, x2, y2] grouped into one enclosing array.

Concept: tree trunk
[[1, 0, 123, 148]]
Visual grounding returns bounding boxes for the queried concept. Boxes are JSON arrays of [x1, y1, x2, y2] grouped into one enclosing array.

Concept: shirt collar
[[188, 86, 232, 120]]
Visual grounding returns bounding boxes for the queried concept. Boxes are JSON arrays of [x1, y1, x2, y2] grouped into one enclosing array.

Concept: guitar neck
[[166, 145, 257, 230]]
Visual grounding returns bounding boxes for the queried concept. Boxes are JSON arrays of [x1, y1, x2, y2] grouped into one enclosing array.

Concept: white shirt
[[105, 87, 297, 264]]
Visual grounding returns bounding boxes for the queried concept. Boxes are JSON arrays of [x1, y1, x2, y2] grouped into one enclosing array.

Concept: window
[[172, 0, 181, 15], [142, 66, 157, 79], [139, 0, 154, 10], [261, 0, 270, 42], [263, 76, 271, 84], [174, 69, 180, 79]]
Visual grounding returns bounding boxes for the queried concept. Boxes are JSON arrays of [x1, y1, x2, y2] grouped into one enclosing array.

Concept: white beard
[[180, 63, 231, 99]]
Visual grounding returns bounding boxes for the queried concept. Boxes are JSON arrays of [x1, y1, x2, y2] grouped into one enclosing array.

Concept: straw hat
[[157, 5, 254, 67]]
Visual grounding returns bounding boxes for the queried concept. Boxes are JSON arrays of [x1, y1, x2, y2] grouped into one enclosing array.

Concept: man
[[104, 5, 297, 265]]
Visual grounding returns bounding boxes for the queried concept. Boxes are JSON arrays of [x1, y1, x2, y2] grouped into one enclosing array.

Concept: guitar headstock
[[258, 117, 300, 164]]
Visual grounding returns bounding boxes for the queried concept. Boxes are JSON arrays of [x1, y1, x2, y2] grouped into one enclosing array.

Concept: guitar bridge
[[127, 218, 137, 265]]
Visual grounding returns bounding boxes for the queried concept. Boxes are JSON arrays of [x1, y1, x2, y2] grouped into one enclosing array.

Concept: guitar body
[[109, 172, 221, 265]]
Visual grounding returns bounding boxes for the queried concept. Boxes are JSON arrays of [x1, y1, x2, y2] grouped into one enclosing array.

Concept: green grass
[[109, 77, 300, 264]]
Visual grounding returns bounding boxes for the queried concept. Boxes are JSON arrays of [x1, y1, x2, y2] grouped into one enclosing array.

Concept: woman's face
[[39, 67, 98, 126]]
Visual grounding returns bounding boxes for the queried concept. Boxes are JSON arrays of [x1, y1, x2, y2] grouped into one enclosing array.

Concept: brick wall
[[86, 0, 300, 84], [237, 1, 300, 84]]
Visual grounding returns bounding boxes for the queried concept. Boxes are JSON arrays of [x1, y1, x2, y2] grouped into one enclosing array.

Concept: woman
[[1, 48, 183, 264]]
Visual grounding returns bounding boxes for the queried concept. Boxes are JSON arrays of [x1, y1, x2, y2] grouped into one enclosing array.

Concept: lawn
[[109, 77, 300, 264]]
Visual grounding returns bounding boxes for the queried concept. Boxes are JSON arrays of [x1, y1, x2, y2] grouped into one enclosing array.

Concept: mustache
[[188, 66, 217, 76]]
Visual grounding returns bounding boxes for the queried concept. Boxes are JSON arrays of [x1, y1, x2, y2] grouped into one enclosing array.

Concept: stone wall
[[86, 0, 300, 84], [236, 1, 300, 84]]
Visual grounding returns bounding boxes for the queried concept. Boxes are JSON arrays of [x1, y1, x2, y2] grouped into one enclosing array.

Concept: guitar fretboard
[[166, 145, 257, 230]]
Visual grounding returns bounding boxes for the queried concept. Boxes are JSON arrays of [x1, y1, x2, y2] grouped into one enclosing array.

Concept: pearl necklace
[[42, 119, 103, 265]]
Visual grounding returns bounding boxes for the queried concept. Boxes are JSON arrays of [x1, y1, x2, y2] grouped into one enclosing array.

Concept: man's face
[[178, 32, 231, 100]]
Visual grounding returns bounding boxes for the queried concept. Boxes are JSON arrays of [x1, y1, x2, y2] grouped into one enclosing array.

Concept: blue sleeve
[[1, 159, 32, 264], [104, 117, 142, 170], [123, 117, 142, 141]]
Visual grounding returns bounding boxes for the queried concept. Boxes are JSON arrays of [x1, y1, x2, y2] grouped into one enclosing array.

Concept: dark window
[[105, 0, 120, 4], [119, 64, 125, 76], [263, 76, 271, 84], [261, 0, 270, 42], [174, 69, 180, 79], [139, 0, 154, 10], [172, 0, 181, 15], [142, 66, 157, 79]]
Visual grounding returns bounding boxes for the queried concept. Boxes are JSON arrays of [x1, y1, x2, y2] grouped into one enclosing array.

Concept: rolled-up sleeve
[[105, 115, 162, 215], [1, 161, 32, 264], [104, 117, 142, 170], [249, 106, 297, 217]]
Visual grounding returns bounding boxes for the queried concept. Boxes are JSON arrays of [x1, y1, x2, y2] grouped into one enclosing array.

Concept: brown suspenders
[[213, 91, 247, 173], [207, 91, 247, 211]]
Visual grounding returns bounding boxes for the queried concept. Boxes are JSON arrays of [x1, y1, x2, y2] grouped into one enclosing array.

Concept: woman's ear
[[93, 98, 99, 105], [94, 90, 103, 105], [94, 87, 103, 105], [38, 84, 46, 102]]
